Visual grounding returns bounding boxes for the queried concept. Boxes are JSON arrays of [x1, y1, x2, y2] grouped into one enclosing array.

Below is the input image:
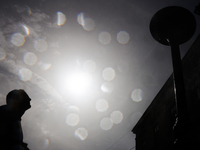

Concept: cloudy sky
[[0, 0, 199, 150]]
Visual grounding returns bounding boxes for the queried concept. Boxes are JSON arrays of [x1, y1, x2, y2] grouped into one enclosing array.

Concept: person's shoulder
[[0, 105, 7, 109], [0, 105, 7, 110], [0, 105, 8, 115]]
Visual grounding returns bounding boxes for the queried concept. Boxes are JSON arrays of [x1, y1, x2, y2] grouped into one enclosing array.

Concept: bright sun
[[66, 72, 92, 94]]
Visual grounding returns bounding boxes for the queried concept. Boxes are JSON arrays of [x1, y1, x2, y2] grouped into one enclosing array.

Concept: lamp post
[[149, 6, 196, 149]]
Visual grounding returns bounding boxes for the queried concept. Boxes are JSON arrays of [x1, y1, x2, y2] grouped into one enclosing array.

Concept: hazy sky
[[0, 0, 199, 150]]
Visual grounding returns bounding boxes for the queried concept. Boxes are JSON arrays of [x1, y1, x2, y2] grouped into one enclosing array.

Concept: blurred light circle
[[37, 61, 52, 70], [66, 113, 80, 126], [17, 25, 30, 37], [37, 61, 51, 70], [11, 33, 25, 47], [100, 118, 113, 130], [34, 39, 48, 52], [67, 105, 80, 114], [101, 82, 114, 93], [117, 31, 130, 44], [77, 12, 84, 26], [95, 99, 109, 112], [74, 127, 88, 140], [76, 56, 85, 66], [67, 72, 92, 93], [40, 138, 49, 150], [102, 67, 115, 81], [23, 52, 37, 66], [26, 5, 32, 15], [41, 63, 51, 70], [83, 18, 95, 31], [18, 68, 32, 81], [57, 11, 66, 26], [83, 60, 96, 73], [117, 61, 129, 73], [110, 111, 123, 124], [23, 25, 30, 36], [0, 48, 6, 60], [131, 89, 144, 102], [98, 31, 111, 45]]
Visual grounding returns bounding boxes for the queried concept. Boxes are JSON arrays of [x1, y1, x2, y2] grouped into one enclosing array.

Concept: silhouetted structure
[[195, 3, 200, 15], [132, 34, 200, 150], [0, 89, 31, 150], [132, 6, 200, 150], [149, 6, 196, 149]]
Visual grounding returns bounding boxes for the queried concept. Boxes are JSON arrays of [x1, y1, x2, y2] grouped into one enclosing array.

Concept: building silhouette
[[132, 34, 200, 150]]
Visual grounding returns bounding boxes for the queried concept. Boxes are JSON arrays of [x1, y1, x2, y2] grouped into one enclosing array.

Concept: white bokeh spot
[[34, 39, 48, 52], [82, 18, 95, 31], [11, 33, 25, 47], [117, 31, 130, 44], [74, 127, 88, 140], [100, 118, 113, 130], [18, 68, 32, 81], [83, 60, 96, 73], [23, 52, 37, 66], [131, 89, 144, 102], [57, 11, 66, 26], [66, 113, 80, 126], [102, 67, 115, 81], [110, 111, 123, 124], [101, 82, 114, 93], [98, 31, 111, 45], [95, 99, 109, 112]]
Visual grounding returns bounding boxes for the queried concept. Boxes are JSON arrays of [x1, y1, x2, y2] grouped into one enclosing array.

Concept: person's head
[[6, 89, 31, 112]]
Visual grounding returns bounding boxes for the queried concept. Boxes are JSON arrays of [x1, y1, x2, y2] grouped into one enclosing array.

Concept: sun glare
[[66, 72, 92, 94]]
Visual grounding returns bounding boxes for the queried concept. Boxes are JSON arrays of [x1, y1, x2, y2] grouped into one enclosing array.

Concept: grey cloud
[[0, 30, 8, 47], [29, 12, 50, 22], [30, 73, 64, 102], [0, 57, 64, 103]]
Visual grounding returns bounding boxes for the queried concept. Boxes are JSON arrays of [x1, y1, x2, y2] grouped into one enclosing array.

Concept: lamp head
[[150, 6, 196, 45]]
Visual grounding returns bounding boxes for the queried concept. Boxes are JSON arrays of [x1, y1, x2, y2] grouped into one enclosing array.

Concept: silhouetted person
[[0, 89, 31, 150]]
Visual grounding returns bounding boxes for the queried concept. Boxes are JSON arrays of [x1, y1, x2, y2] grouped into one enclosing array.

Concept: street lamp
[[149, 6, 196, 148]]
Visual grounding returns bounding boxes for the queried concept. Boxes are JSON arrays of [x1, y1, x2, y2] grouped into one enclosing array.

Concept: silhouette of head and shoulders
[[0, 89, 31, 120], [0, 89, 31, 150]]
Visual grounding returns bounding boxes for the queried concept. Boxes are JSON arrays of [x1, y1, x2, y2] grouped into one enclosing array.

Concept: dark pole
[[150, 6, 196, 149], [170, 43, 188, 119], [170, 43, 190, 143]]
